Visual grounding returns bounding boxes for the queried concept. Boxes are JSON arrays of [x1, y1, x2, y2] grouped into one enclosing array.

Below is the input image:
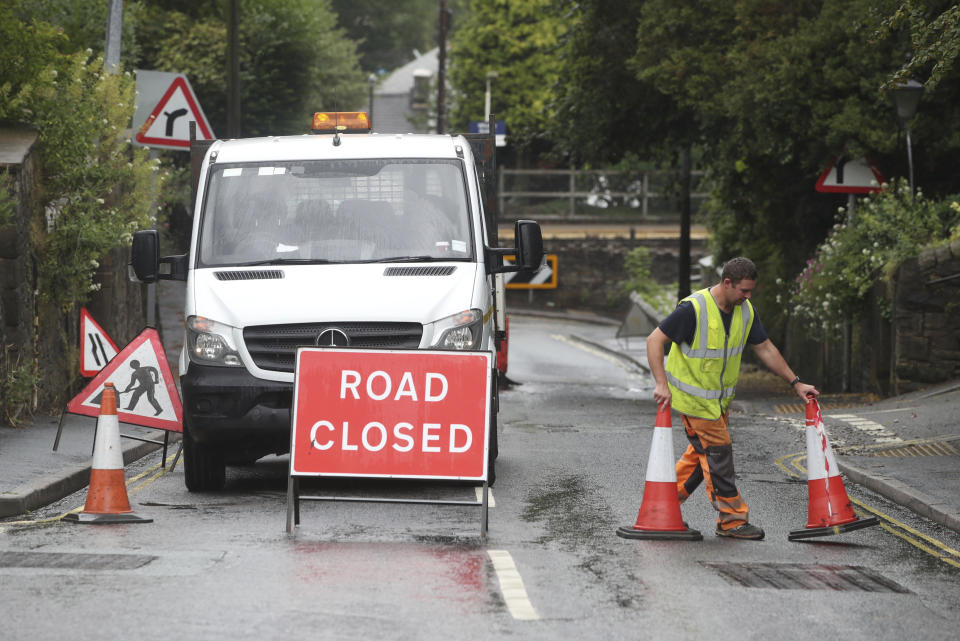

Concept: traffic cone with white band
[[788, 396, 876, 540], [617, 403, 702, 540], [65, 383, 152, 524]]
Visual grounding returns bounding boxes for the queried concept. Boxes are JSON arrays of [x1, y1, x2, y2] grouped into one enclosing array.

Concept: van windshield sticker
[[223, 168, 243, 177], [452, 240, 467, 253], [258, 167, 286, 176]]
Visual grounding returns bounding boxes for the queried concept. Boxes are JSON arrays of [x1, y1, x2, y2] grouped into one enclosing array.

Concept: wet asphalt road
[[2, 315, 960, 640]]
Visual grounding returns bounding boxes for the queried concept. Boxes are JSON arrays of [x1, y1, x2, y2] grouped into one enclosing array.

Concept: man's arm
[[646, 327, 674, 408], [751, 339, 818, 399]]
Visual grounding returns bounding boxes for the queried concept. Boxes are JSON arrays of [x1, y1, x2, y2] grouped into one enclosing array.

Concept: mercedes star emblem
[[315, 328, 350, 347]]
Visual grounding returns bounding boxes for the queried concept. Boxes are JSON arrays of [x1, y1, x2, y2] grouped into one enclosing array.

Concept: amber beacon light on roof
[[311, 111, 371, 134]]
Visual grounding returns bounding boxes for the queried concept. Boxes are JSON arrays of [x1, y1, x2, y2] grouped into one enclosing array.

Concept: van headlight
[[428, 309, 483, 350], [186, 316, 243, 366]]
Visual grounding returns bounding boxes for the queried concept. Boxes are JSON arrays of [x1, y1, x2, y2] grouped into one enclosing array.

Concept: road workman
[[646, 257, 819, 540]]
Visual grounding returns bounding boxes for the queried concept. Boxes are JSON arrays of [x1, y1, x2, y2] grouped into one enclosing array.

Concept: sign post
[[286, 348, 493, 539]]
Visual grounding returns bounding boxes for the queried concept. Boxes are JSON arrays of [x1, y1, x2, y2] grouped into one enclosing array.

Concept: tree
[[628, 0, 922, 338], [448, 0, 570, 153], [331, 0, 444, 74], [550, 0, 697, 167], [136, 0, 367, 137]]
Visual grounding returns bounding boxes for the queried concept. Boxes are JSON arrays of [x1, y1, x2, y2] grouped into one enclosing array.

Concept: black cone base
[[63, 512, 153, 525], [617, 525, 703, 540], [787, 516, 879, 541]]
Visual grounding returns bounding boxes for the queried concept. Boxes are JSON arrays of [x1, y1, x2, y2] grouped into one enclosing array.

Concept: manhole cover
[[0, 550, 156, 570], [703, 562, 910, 593]]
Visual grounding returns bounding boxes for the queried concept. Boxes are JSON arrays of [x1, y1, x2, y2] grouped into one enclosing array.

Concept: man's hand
[[795, 382, 818, 400], [653, 381, 672, 408]]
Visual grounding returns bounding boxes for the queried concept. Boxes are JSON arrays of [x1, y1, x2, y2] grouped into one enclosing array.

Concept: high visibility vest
[[665, 288, 754, 420]]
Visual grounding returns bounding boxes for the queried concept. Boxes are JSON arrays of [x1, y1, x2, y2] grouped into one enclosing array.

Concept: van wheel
[[183, 427, 226, 492]]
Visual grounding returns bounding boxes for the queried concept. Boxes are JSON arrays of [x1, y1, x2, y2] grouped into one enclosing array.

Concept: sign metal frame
[[285, 347, 493, 539]]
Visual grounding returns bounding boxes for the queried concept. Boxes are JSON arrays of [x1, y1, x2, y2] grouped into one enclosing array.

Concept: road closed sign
[[290, 349, 492, 481]]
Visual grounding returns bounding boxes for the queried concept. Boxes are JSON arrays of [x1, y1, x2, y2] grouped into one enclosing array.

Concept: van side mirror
[[130, 230, 159, 283], [514, 220, 544, 273], [487, 219, 544, 275]]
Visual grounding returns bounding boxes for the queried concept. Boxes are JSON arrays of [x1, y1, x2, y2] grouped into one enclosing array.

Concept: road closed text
[[290, 349, 492, 479]]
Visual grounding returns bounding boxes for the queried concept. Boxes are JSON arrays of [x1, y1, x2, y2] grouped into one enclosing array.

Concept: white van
[[131, 113, 542, 491]]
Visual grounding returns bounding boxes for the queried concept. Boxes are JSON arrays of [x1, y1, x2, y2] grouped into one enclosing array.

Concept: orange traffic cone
[[617, 403, 702, 540], [64, 383, 152, 524], [788, 396, 876, 540]]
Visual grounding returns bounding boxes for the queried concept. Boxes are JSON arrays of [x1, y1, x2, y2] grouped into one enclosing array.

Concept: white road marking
[[487, 550, 539, 620], [828, 414, 902, 443], [475, 486, 496, 507]]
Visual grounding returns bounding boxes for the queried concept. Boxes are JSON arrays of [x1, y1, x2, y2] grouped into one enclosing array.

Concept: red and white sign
[[135, 74, 214, 150], [67, 328, 182, 432], [80, 307, 119, 377], [290, 349, 492, 480], [815, 157, 885, 194]]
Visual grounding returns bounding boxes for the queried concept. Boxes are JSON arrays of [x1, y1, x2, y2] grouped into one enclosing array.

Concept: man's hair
[[721, 257, 758, 284]]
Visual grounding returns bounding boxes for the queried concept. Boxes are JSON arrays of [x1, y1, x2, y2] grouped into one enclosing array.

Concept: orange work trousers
[[675, 412, 750, 530]]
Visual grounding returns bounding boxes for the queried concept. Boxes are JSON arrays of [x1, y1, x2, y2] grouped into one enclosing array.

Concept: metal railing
[[498, 167, 709, 220]]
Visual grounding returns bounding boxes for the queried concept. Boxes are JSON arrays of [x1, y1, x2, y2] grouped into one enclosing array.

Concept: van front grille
[[243, 322, 423, 372]]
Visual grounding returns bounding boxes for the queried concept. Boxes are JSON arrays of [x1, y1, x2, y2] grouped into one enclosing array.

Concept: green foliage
[[880, 1, 960, 91], [618, 247, 677, 317], [550, 0, 694, 166], [136, 0, 367, 137], [0, 5, 157, 312], [331, 0, 457, 73], [448, 0, 572, 150], [790, 180, 960, 336], [0, 171, 14, 228], [0, 347, 35, 427]]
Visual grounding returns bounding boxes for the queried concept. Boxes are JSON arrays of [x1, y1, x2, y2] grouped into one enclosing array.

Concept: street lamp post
[[484, 71, 498, 121], [368, 73, 377, 131], [892, 79, 923, 198]]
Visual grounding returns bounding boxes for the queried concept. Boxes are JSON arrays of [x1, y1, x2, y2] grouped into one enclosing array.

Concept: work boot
[[715, 522, 765, 540]]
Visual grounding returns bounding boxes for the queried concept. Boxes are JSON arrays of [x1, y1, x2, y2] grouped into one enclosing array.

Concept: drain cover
[[0, 550, 156, 570], [703, 562, 910, 593]]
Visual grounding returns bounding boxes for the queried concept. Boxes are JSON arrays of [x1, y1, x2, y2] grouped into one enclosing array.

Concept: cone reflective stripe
[[64, 384, 151, 524], [788, 396, 877, 541], [617, 404, 702, 540]]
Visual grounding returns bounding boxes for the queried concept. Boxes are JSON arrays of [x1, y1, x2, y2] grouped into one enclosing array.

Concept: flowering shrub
[[789, 179, 960, 336]]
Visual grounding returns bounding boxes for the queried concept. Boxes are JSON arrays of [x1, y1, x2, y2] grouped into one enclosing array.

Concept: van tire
[[183, 426, 226, 492]]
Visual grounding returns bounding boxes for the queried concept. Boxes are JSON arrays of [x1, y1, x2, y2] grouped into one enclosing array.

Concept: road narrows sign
[[134, 72, 214, 150], [80, 307, 120, 377], [67, 328, 183, 432]]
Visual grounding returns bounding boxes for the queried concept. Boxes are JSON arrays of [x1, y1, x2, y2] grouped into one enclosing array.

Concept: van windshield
[[198, 159, 473, 267]]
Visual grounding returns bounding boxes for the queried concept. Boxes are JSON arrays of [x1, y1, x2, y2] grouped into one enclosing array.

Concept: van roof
[[209, 133, 467, 164]]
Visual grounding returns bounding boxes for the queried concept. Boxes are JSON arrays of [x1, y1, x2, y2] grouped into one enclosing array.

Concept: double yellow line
[[776, 451, 960, 569], [2, 450, 178, 527]]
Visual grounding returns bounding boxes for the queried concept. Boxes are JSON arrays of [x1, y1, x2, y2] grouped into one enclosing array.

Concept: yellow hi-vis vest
[[665, 288, 755, 420]]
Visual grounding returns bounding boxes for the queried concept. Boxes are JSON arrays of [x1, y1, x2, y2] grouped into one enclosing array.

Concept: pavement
[[2, 285, 959, 537]]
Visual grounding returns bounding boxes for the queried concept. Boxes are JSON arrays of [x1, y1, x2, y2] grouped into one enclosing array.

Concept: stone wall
[[784, 240, 960, 396], [504, 235, 708, 315], [0, 126, 147, 420], [890, 238, 960, 393], [0, 128, 40, 416]]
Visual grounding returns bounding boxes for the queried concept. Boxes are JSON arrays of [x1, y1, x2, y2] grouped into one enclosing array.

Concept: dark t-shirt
[[658, 300, 768, 347]]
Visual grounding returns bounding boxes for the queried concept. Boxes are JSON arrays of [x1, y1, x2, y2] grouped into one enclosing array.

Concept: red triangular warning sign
[[67, 328, 182, 432], [135, 75, 214, 150], [80, 307, 120, 377], [815, 157, 885, 194]]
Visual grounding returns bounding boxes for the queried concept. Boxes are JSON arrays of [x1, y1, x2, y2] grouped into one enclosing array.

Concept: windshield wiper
[[229, 258, 342, 266]]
